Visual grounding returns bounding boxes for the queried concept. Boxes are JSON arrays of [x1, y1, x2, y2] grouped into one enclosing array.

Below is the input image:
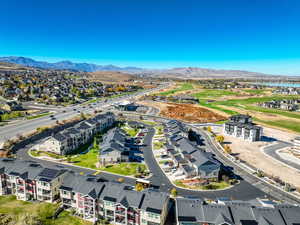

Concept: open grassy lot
[[0, 195, 91, 225], [159, 83, 194, 96]]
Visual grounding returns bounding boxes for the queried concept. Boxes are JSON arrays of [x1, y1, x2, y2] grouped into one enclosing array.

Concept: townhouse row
[[0, 158, 170, 225], [165, 120, 221, 180], [99, 127, 138, 166], [34, 112, 116, 155], [176, 197, 300, 225]]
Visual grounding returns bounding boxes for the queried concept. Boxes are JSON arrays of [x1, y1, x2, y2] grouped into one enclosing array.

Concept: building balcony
[[62, 198, 72, 205], [115, 215, 126, 224]]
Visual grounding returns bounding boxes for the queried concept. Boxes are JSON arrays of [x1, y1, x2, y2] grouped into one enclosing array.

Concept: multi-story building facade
[[1, 158, 300, 224], [223, 114, 262, 142], [0, 158, 66, 202], [34, 112, 115, 155]]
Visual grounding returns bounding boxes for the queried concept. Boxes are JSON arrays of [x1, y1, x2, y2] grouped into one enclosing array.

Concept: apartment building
[[0, 158, 66, 202], [223, 114, 262, 142], [59, 172, 170, 224], [176, 198, 300, 225], [34, 112, 115, 155]]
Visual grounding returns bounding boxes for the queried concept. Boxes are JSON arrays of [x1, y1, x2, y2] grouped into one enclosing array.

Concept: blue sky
[[0, 0, 299, 75]]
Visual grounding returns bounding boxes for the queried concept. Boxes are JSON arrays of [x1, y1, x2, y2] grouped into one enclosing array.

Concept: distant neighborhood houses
[[223, 114, 263, 142], [258, 99, 300, 111], [143, 94, 199, 104], [0, 100, 23, 113], [0, 68, 142, 105], [165, 120, 221, 180], [34, 112, 116, 155], [273, 87, 300, 95]]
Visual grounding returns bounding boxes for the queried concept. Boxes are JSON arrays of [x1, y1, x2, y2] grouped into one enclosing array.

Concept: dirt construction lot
[[139, 101, 226, 123], [213, 126, 300, 188]]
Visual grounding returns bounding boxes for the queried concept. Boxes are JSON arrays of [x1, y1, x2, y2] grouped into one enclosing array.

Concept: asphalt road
[[142, 126, 269, 200], [263, 141, 300, 171], [0, 84, 169, 143]]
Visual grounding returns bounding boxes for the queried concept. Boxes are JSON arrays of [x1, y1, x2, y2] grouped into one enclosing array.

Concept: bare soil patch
[[139, 101, 226, 123]]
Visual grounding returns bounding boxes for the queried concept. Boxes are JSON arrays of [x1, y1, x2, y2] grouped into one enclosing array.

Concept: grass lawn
[[70, 146, 147, 176], [30, 150, 65, 159], [141, 120, 157, 126], [159, 83, 194, 96], [154, 141, 165, 150], [0, 195, 91, 225], [243, 89, 268, 95], [26, 112, 53, 120], [174, 180, 230, 190], [123, 127, 139, 137], [254, 118, 300, 133], [70, 147, 99, 169], [159, 160, 171, 164], [193, 89, 238, 98], [155, 126, 164, 135], [101, 163, 147, 176]]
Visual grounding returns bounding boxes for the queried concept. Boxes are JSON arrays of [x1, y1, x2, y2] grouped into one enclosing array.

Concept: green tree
[[215, 135, 225, 143], [170, 188, 178, 197], [207, 126, 212, 133], [135, 183, 144, 192]]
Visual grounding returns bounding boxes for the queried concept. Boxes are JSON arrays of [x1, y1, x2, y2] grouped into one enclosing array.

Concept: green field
[[243, 89, 268, 95], [193, 93, 300, 133], [159, 83, 194, 96], [193, 89, 238, 98], [0, 195, 91, 225]]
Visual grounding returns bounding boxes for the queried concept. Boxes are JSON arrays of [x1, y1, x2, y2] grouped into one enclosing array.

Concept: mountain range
[[0, 56, 293, 78], [0, 56, 142, 72]]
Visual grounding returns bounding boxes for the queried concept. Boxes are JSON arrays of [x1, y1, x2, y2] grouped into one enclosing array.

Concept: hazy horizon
[[1, 0, 300, 75]]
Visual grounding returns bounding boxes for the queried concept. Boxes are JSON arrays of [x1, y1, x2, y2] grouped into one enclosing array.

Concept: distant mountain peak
[[0, 56, 143, 72]]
